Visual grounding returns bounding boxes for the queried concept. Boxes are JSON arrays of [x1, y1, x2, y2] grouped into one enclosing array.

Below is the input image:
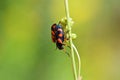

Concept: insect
[[51, 23, 65, 50]]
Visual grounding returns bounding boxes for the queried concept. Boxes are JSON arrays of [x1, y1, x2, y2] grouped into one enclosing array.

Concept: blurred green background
[[0, 0, 120, 80]]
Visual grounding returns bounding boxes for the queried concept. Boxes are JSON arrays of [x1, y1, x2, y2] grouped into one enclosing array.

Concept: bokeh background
[[0, 0, 120, 80]]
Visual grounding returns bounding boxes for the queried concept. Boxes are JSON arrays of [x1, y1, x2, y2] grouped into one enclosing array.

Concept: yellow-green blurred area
[[0, 0, 120, 80]]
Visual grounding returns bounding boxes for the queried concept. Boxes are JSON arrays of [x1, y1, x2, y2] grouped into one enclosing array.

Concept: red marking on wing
[[51, 31, 55, 36], [51, 31, 56, 43], [51, 36, 56, 42], [57, 38, 62, 44], [58, 33, 63, 37]]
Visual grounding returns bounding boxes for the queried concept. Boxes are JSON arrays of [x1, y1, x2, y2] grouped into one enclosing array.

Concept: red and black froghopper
[[51, 23, 65, 50]]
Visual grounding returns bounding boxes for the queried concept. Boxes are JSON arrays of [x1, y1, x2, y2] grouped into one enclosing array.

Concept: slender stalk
[[72, 43, 81, 77], [64, 0, 77, 80]]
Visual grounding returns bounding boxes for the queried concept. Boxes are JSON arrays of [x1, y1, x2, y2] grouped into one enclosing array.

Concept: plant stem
[[64, 0, 77, 80], [72, 43, 81, 77]]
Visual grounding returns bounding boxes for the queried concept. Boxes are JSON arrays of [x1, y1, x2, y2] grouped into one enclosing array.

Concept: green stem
[[72, 43, 81, 77], [64, 0, 77, 80]]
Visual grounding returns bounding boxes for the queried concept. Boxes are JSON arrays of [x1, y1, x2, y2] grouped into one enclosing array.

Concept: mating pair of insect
[[51, 23, 70, 56]]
